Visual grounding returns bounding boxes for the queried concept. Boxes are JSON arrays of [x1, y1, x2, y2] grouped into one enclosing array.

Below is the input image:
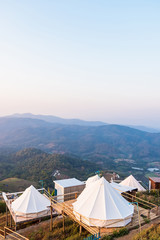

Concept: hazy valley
[[0, 114, 160, 191]]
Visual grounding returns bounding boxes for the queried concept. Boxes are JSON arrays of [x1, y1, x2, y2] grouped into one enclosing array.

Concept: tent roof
[[85, 175, 100, 187], [54, 178, 84, 188], [12, 185, 50, 214], [120, 175, 146, 192], [110, 181, 137, 193], [73, 177, 134, 221]]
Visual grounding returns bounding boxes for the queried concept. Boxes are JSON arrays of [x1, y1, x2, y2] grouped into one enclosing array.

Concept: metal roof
[[54, 178, 85, 188], [149, 177, 160, 183]]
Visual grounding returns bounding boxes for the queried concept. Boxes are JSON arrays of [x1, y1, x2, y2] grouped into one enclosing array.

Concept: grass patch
[[22, 217, 89, 240], [0, 178, 38, 192], [102, 227, 129, 240], [133, 223, 160, 240]]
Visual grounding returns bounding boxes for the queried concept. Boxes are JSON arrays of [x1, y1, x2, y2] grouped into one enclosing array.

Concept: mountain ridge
[[0, 117, 160, 165], [7, 113, 107, 126], [4, 113, 160, 133]]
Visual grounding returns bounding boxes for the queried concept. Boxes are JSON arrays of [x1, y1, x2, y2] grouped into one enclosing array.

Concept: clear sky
[[0, 1, 160, 127]]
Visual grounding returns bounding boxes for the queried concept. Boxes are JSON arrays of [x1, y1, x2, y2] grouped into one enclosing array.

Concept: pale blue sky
[[0, 1, 160, 127]]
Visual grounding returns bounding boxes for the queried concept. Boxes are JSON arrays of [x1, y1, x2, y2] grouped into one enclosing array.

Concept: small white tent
[[12, 185, 50, 218], [73, 177, 134, 228], [85, 174, 100, 188], [120, 175, 146, 192]]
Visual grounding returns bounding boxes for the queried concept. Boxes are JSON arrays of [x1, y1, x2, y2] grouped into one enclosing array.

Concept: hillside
[[0, 178, 38, 192], [0, 148, 101, 188], [0, 117, 160, 166]]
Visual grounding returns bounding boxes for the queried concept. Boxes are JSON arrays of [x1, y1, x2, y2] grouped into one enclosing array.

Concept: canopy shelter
[[11, 185, 50, 220], [73, 177, 134, 228], [120, 175, 146, 192]]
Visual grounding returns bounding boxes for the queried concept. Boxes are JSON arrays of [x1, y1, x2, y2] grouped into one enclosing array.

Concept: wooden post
[[10, 214, 12, 228], [79, 215, 82, 235], [6, 205, 8, 226], [132, 195, 134, 202], [156, 206, 159, 216], [75, 192, 77, 199], [99, 227, 101, 236], [50, 205, 53, 231], [62, 212, 65, 232], [79, 225, 82, 235], [15, 223, 17, 231], [148, 209, 150, 219]]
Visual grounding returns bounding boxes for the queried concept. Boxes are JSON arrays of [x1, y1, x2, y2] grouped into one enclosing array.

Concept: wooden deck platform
[[50, 197, 158, 237]]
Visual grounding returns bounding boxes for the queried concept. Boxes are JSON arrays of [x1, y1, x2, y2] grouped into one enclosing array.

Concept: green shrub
[[102, 227, 129, 239], [144, 218, 150, 224], [102, 235, 113, 240], [118, 227, 129, 236]]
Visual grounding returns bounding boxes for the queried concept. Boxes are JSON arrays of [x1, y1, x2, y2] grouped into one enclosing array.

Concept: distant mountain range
[[6, 113, 160, 133], [8, 113, 106, 126], [0, 114, 160, 165]]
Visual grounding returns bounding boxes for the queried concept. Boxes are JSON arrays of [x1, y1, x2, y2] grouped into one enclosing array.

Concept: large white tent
[[120, 175, 146, 192], [73, 177, 134, 228], [85, 174, 100, 188], [12, 185, 50, 219]]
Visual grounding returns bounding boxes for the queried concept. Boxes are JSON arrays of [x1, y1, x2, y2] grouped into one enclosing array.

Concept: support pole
[[79, 225, 82, 235], [15, 223, 17, 231], [10, 214, 12, 228], [156, 206, 159, 216], [148, 209, 150, 219], [6, 205, 8, 226], [99, 227, 101, 236], [50, 205, 53, 231], [132, 195, 134, 202], [63, 213, 65, 232]]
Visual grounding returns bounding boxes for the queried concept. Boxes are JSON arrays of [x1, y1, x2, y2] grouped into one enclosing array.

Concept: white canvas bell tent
[[12, 185, 50, 219], [85, 174, 100, 188], [120, 175, 146, 192], [73, 177, 134, 228]]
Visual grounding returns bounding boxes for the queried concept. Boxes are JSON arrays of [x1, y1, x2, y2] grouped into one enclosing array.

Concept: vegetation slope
[[0, 148, 101, 190]]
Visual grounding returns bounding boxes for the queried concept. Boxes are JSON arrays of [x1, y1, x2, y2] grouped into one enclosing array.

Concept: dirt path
[[115, 217, 160, 240]]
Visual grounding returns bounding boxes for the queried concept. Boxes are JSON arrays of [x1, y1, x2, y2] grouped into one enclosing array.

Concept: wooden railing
[[0, 228, 4, 238], [0, 227, 29, 240], [0, 215, 6, 226], [113, 187, 158, 212], [44, 189, 99, 235]]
